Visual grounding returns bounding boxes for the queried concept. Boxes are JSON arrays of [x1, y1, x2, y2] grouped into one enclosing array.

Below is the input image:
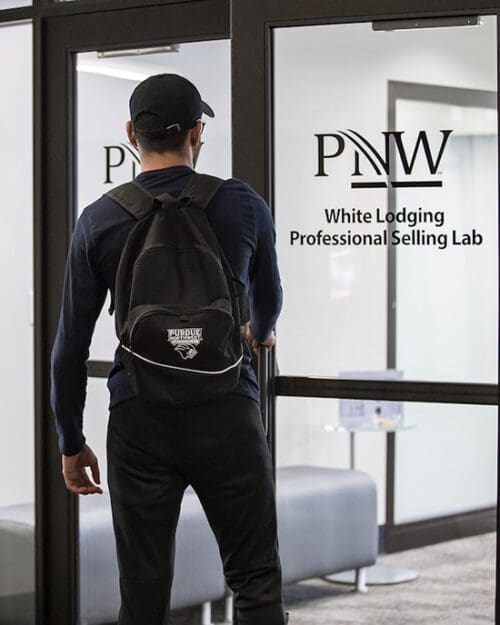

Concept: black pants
[[106, 392, 287, 625]]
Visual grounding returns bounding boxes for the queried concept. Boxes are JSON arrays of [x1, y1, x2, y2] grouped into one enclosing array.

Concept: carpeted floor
[[170, 531, 496, 625]]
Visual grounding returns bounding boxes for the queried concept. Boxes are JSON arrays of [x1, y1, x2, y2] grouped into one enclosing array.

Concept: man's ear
[[126, 121, 138, 148], [189, 122, 203, 147]]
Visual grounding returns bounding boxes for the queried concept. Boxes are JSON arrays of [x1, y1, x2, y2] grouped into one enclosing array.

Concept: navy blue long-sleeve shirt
[[50, 165, 283, 456]]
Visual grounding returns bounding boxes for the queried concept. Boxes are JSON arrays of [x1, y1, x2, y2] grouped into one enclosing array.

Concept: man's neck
[[140, 152, 193, 173]]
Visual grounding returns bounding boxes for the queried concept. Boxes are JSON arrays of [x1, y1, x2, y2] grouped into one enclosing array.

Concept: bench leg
[[355, 567, 368, 593], [201, 601, 213, 625], [224, 590, 233, 622]]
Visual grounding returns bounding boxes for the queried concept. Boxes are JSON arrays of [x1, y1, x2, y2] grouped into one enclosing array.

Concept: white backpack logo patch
[[167, 328, 203, 360]]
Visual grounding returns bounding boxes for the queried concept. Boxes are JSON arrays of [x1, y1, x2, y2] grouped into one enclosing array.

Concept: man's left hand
[[62, 443, 103, 495], [241, 322, 276, 355]]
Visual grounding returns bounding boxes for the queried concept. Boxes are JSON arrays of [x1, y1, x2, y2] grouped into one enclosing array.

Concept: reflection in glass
[[0, 21, 34, 625]]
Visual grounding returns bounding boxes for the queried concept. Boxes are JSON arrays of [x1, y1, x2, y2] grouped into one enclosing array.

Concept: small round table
[[322, 422, 418, 587]]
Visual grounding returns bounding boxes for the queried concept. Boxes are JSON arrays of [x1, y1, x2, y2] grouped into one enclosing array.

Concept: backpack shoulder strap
[[104, 180, 169, 317], [179, 172, 225, 210], [105, 179, 167, 220], [179, 172, 249, 324]]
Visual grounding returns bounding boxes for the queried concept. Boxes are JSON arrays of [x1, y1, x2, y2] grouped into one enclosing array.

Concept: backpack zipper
[[121, 344, 243, 375]]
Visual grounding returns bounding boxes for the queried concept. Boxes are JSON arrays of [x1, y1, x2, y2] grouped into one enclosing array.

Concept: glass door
[[272, 13, 497, 532], [232, 2, 499, 623], [40, 4, 230, 624], [76, 38, 231, 625]]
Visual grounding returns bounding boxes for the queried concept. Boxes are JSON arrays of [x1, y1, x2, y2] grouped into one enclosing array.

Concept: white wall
[[0, 22, 34, 507], [395, 104, 497, 385], [81, 379, 110, 492], [394, 105, 498, 521], [273, 17, 497, 524]]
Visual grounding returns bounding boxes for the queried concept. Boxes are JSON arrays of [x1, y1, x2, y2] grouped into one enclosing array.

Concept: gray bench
[[79, 486, 226, 624], [0, 488, 226, 625], [277, 466, 378, 591], [0, 465, 378, 624]]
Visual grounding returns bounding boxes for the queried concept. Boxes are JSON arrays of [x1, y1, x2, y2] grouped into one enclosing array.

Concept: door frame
[[35, 3, 230, 624], [231, 0, 500, 617], [1, 0, 493, 621]]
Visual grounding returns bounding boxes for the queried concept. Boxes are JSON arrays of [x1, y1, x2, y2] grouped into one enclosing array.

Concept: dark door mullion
[[88, 361, 499, 405], [273, 376, 499, 405]]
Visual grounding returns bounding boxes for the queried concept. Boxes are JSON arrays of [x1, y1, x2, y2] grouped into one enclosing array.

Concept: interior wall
[[394, 101, 498, 521]]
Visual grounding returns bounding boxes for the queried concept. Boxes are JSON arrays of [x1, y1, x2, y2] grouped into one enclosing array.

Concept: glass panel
[[76, 40, 231, 624], [0, 21, 34, 625], [393, 402, 497, 523], [276, 396, 496, 620], [76, 40, 231, 361], [395, 100, 497, 383], [273, 16, 498, 383], [276, 396, 385, 526], [277, 397, 497, 522]]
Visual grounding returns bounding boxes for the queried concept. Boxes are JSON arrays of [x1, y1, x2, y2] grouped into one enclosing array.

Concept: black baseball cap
[[129, 73, 215, 136]]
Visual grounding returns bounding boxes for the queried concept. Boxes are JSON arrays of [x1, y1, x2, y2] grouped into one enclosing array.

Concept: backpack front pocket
[[121, 301, 242, 405]]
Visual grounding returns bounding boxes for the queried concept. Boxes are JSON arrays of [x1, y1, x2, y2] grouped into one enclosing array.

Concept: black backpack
[[105, 172, 249, 407]]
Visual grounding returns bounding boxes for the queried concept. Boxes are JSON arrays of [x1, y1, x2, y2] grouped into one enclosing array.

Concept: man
[[50, 73, 287, 625]]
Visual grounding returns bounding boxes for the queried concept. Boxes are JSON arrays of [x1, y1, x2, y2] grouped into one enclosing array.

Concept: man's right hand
[[241, 322, 276, 355], [61, 443, 103, 495]]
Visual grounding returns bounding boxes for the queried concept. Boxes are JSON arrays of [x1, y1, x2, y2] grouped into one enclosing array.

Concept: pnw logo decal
[[315, 129, 453, 188], [167, 328, 203, 360], [104, 144, 139, 184]]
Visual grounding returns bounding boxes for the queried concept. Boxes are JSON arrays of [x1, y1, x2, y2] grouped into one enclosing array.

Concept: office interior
[[0, 1, 498, 624]]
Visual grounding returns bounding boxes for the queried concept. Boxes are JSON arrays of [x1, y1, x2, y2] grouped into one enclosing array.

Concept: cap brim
[[201, 100, 215, 118]]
